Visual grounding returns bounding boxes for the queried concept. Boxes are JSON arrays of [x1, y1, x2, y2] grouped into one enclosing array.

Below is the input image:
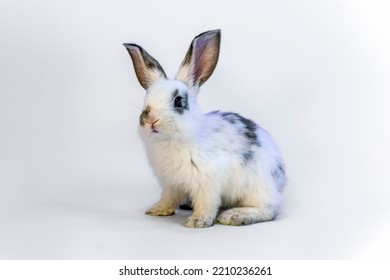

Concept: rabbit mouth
[[151, 123, 159, 133]]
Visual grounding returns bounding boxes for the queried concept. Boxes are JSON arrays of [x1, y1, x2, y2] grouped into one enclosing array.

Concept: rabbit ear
[[123, 44, 167, 90], [176, 29, 221, 91]]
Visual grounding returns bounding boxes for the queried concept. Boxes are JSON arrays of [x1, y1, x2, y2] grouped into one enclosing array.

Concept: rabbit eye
[[172, 90, 189, 114], [174, 96, 184, 108]]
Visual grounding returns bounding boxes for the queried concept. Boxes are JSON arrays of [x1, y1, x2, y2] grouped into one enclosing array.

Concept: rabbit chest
[[144, 138, 232, 190]]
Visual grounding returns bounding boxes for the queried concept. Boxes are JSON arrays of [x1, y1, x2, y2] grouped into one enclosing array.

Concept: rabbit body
[[124, 30, 286, 228]]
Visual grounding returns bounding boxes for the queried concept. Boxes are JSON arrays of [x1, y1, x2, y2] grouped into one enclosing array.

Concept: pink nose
[[151, 119, 159, 130]]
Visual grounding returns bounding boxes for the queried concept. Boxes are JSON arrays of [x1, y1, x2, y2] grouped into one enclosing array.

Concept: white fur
[[125, 30, 286, 228]]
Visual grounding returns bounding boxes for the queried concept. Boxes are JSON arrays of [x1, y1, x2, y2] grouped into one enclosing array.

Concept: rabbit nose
[[139, 106, 160, 127], [151, 119, 160, 130]]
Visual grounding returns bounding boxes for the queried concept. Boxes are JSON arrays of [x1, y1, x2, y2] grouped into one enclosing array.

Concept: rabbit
[[123, 29, 286, 228]]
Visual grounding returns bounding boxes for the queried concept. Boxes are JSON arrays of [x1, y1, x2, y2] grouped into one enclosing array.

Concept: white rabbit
[[124, 30, 286, 228]]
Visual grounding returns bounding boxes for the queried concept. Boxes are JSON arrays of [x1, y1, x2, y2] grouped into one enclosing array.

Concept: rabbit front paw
[[145, 205, 176, 216]]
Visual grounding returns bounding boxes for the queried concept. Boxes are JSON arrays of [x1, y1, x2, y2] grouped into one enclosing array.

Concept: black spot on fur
[[242, 151, 254, 163], [272, 163, 285, 179], [207, 110, 220, 115], [220, 112, 237, 124], [208, 111, 262, 165], [139, 105, 150, 126], [172, 90, 189, 114], [172, 89, 179, 99], [221, 112, 261, 147]]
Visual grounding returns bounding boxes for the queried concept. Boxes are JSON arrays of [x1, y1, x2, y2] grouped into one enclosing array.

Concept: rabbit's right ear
[[176, 29, 221, 92], [123, 44, 167, 90]]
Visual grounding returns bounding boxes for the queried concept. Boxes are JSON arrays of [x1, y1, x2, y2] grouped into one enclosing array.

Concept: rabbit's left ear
[[123, 44, 167, 90], [176, 29, 221, 92]]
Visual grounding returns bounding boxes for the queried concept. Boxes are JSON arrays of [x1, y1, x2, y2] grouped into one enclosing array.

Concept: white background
[[0, 0, 389, 259]]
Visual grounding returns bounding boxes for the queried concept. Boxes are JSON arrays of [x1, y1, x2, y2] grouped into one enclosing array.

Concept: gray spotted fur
[[208, 110, 261, 164]]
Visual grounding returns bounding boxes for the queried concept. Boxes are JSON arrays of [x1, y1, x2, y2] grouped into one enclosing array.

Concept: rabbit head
[[124, 30, 221, 140]]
